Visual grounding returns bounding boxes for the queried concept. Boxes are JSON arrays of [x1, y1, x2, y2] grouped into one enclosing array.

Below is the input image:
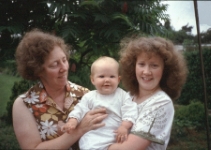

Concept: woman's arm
[[109, 134, 151, 150], [110, 94, 174, 150], [13, 97, 107, 149]]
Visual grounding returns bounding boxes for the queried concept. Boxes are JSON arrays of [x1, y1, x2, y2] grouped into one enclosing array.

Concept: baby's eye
[[99, 75, 104, 78], [110, 75, 115, 78]]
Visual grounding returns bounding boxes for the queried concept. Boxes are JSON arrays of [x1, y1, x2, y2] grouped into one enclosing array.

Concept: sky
[[162, 1, 211, 35]]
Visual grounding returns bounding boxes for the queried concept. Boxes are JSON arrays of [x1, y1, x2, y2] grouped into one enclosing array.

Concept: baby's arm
[[61, 118, 78, 134], [61, 92, 92, 134], [115, 120, 133, 143], [115, 89, 138, 143]]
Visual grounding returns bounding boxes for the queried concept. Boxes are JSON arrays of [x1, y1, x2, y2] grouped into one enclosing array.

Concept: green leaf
[[94, 13, 110, 24], [111, 13, 134, 28]]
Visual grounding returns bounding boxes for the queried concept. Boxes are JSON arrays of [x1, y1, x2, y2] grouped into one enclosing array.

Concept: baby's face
[[91, 62, 120, 95]]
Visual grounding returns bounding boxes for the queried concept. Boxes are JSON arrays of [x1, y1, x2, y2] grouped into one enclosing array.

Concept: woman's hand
[[77, 107, 107, 134]]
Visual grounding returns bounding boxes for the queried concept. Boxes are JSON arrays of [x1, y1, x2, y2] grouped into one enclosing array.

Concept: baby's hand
[[61, 118, 78, 134], [114, 126, 128, 143]]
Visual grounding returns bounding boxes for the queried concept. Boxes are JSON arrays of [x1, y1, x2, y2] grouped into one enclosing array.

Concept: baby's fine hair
[[90, 56, 119, 75], [119, 36, 188, 100]]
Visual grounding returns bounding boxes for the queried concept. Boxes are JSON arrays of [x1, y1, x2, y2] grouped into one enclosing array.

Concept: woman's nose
[[143, 66, 151, 74], [60, 62, 68, 72]]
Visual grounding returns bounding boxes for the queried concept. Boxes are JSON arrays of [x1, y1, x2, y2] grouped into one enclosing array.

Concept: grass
[[167, 127, 209, 150], [0, 73, 21, 149], [0, 73, 21, 116]]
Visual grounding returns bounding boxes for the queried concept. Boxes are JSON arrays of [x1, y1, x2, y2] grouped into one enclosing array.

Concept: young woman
[[108, 36, 188, 150]]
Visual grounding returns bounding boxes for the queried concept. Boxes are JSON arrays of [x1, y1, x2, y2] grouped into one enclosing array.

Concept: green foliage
[[200, 28, 211, 44], [0, 73, 20, 117], [1, 1, 170, 98], [68, 65, 95, 90], [165, 29, 194, 44], [0, 60, 18, 76], [182, 39, 197, 52], [178, 48, 211, 107], [163, 20, 200, 45], [174, 102, 208, 129], [66, 0, 168, 75], [2, 79, 34, 124], [168, 103, 210, 150], [0, 0, 55, 61], [164, 18, 211, 46], [1, 0, 169, 74], [0, 121, 20, 149]]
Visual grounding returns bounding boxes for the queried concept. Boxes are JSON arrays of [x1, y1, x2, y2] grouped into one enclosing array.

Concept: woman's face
[[38, 46, 69, 89], [135, 52, 164, 93]]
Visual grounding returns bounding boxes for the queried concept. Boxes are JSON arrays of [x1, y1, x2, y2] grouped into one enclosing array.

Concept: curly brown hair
[[15, 29, 71, 81], [119, 36, 188, 100]]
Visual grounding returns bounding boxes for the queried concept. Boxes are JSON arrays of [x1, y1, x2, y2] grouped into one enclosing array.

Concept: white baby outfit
[[68, 87, 138, 150]]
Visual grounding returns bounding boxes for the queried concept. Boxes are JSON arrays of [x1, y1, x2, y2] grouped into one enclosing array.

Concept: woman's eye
[[139, 63, 145, 66], [63, 58, 67, 62], [50, 62, 58, 67], [152, 64, 158, 68]]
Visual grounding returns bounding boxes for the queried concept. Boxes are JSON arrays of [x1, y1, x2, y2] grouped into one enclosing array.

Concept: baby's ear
[[90, 75, 94, 84]]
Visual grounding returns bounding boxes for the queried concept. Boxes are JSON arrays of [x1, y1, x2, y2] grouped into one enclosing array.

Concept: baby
[[62, 56, 138, 150]]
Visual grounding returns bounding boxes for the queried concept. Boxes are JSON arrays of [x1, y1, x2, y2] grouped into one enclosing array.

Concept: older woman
[[12, 29, 107, 149]]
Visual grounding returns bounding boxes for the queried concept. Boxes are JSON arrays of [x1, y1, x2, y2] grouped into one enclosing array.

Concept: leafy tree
[[181, 23, 193, 33], [163, 21, 194, 44], [46, 0, 169, 84], [1, 0, 170, 86], [200, 28, 211, 44], [178, 48, 211, 107], [164, 19, 171, 30], [0, 0, 56, 61], [0, 0, 169, 63]]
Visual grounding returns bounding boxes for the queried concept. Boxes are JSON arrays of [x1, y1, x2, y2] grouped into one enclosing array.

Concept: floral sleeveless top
[[20, 81, 89, 143]]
